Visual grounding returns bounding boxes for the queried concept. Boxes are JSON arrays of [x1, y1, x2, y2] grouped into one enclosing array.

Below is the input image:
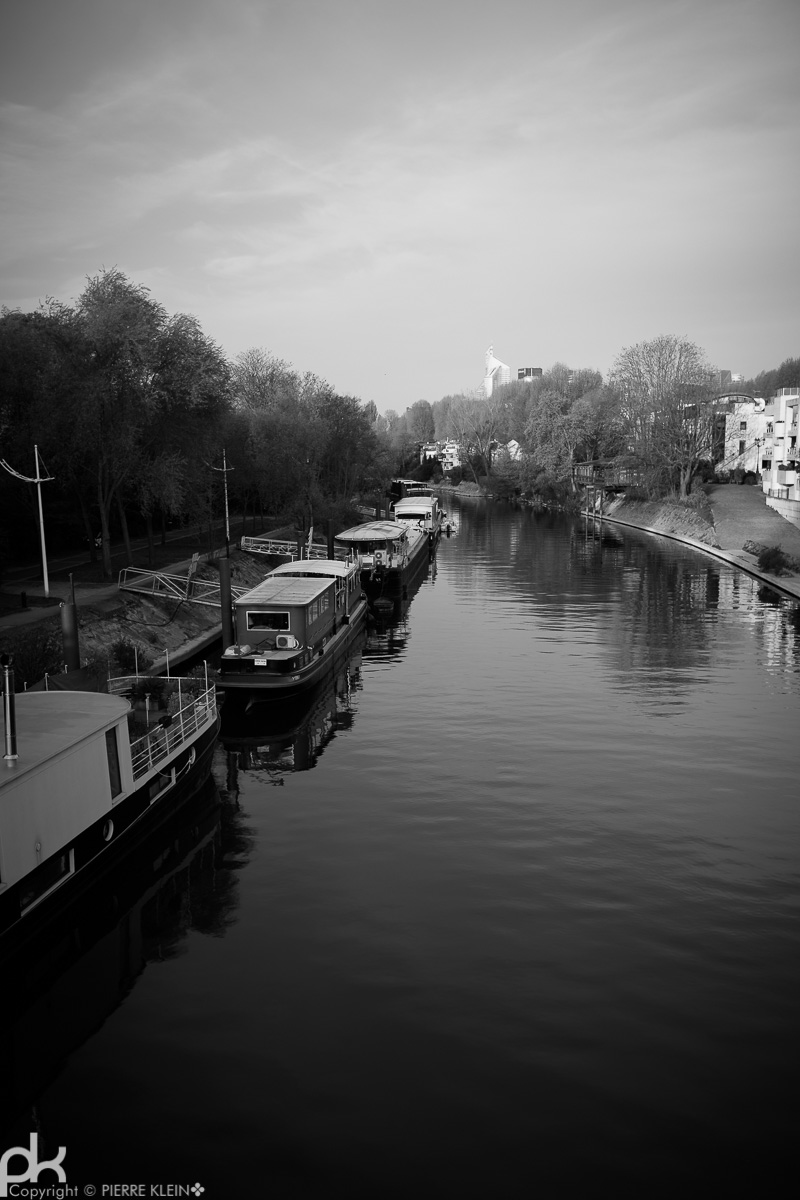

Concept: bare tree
[[447, 390, 511, 482], [610, 335, 717, 497]]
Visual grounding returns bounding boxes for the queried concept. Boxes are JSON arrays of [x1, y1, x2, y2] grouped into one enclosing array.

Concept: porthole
[[102, 819, 114, 842]]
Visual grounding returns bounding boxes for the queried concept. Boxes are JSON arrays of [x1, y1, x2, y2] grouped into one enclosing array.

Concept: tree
[[137, 312, 231, 560], [446, 390, 512, 482], [609, 335, 717, 497], [406, 399, 435, 443], [519, 365, 612, 496]]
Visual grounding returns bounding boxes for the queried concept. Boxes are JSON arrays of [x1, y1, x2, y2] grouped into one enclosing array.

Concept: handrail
[[109, 677, 218, 782]]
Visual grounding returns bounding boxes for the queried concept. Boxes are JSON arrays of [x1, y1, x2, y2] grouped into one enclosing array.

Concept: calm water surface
[[3, 499, 799, 1197]]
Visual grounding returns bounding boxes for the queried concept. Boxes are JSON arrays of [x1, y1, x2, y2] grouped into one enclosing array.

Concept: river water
[[2, 497, 799, 1198]]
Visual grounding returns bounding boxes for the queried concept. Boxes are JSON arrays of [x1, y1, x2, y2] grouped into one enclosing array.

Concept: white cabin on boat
[[391, 494, 443, 535], [1, 693, 132, 907], [334, 520, 410, 573]]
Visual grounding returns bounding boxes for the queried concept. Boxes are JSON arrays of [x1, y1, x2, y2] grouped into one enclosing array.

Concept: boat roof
[[393, 496, 436, 511], [268, 559, 354, 580], [236, 575, 332, 607], [335, 521, 407, 543], [1, 691, 130, 789]]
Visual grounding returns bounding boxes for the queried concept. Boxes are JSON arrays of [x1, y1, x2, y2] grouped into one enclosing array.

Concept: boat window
[[308, 593, 331, 623], [19, 849, 75, 912], [247, 610, 290, 631], [105, 728, 123, 798], [149, 770, 174, 802]]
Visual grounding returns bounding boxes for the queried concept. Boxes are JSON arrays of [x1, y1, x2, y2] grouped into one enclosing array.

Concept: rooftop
[[236, 575, 332, 607], [1, 691, 129, 789]]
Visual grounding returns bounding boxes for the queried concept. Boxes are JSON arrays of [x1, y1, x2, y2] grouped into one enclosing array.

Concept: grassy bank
[[602, 494, 720, 547]]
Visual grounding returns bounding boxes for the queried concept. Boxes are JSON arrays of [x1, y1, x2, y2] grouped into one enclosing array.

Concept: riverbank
[[0, 551, 267, 689]]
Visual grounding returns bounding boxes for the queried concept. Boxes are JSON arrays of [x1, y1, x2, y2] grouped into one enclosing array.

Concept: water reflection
[[0, 776, 250, 1143], [221, 640, 365, 781], [363, 551, 435, 665], [443, 496, 800, 692]]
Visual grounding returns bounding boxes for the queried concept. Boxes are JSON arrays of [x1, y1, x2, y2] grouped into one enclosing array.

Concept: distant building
[[441, 440, 461, 472], [418, 439, 462, 472], [497, 439, 522, 461], [518, 367, 542, 381], [483, 346, 512, 397]]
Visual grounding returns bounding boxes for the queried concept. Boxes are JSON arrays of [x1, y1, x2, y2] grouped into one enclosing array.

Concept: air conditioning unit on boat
[[275, 634, 299, 650]]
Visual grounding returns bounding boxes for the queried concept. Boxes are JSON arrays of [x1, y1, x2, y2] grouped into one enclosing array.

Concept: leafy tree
[[317, 392, 378, 501], [407, 399, 435, 443], [775, 357, 800, 390], [0, 307, 65, 554], [518, 365, 610, 496]]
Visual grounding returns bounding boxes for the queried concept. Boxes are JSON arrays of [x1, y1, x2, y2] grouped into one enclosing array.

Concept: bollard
[[61, 602, 81, 672], [2, 655, 18, 761]]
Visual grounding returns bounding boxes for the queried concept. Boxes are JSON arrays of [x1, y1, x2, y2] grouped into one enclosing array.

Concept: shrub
[[1, 625, 64, 690], [757, 545, 789, 575], [110, 637, 152, 674]]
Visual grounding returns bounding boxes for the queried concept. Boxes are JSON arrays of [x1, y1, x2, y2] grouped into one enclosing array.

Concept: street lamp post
[[0, 444, 54, 597], [210, 448, 234, 557]]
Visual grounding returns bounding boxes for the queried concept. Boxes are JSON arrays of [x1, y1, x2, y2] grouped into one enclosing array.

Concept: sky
[[2, 0, 799, 412]]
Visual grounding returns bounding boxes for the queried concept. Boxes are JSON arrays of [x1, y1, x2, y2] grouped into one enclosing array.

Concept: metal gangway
[[118, 564, 248, 607], [239, 536, 352, 561]]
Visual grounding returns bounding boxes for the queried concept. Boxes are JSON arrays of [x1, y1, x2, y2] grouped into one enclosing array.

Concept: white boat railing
[[108, 678, 218, 782]]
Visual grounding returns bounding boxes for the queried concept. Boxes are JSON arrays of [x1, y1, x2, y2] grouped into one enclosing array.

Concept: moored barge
[[218, 557, 368, 698], [336, 492, 443, 600], [0, 668, 219, 938]]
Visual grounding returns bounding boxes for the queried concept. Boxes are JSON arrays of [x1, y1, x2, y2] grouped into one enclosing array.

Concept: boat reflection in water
[[364, 548, 435, 665], [220, 635, 366, 781], [0, 774, 249, 1143]]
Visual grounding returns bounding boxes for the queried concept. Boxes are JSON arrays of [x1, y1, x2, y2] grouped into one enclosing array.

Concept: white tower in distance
[[483, 346, 511, 398]]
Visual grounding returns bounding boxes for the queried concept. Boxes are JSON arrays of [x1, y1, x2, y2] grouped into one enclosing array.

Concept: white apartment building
[[761, 388, 799, 524], [721, 395, 766, 475], [723, 388, 800, 527]]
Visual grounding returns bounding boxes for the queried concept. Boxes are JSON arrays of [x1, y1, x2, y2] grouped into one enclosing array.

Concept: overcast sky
[[2, 0, 798, 412]]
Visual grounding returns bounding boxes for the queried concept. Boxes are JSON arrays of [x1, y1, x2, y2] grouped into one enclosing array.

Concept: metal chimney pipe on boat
[[2, 654, 18, 762]]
